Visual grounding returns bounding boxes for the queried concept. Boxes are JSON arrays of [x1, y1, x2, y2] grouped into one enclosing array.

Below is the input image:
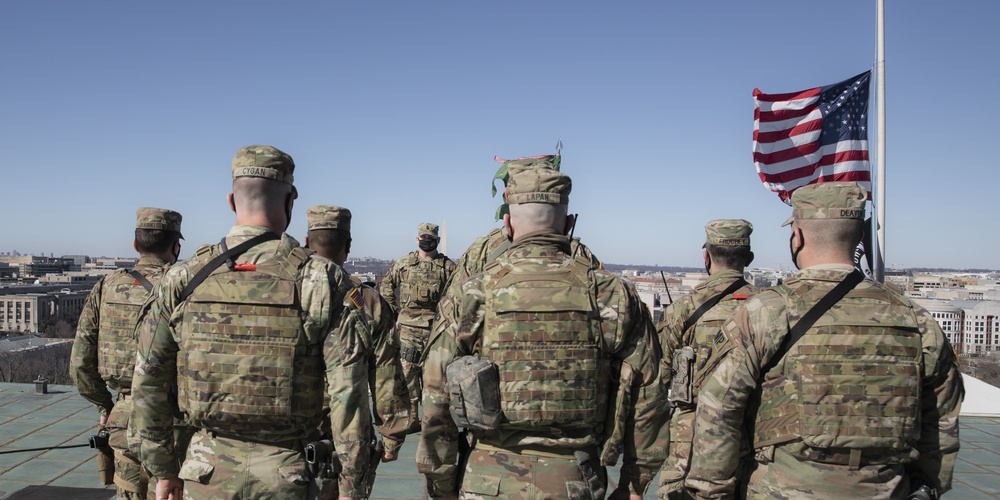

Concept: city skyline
[[3, 2, 998, 270]]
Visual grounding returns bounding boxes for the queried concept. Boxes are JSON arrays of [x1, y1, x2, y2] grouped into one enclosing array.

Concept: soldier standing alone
[[71, 207, 183, 499], [417, 163, 668, 499], [656, 219, 757, 499], [379, 222, 455, 433], [131, 145, 371, 500], [686, 182, 964, 499]]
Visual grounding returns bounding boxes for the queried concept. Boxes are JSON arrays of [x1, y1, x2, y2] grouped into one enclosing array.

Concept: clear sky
[[2, 1, 997, 270]]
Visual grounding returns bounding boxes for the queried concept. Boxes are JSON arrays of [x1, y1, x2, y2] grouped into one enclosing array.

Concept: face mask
[[418, 238, 438, 252], [172, 243, 181, 263], [789, 232, 803, 270]]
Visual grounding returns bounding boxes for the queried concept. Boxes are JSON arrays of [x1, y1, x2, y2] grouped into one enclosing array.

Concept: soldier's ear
[[133, 240, 138, 253], [503, 213, 514, 240], [227, 193, 237, 213]]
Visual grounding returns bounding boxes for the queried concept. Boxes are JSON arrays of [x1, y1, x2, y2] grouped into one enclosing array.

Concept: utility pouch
[[90, 429, 114, 485], [668, 346, 696, 406], [574, 449, 606, 500], [447, 355, 503, 432]]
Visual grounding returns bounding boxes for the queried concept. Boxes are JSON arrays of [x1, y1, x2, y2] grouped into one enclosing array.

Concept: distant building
[[0, 289, 87, 334], [916, 298, 1000, 354]]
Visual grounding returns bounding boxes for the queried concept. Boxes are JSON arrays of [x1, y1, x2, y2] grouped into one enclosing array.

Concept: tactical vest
[[177, 241, 324, 437], [400, 255, 448, 310], [97, 270, 156, 391], [480, 253, 607, 431], [753, 283, 923, 458], [687, 284, 751, 402]]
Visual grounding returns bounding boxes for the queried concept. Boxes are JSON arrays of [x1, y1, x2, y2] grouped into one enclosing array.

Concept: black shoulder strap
[[178, 232, 280, 302], [761, 270, 865, 376], [128, 270, 154, 293], [682, 278, 748, 333]]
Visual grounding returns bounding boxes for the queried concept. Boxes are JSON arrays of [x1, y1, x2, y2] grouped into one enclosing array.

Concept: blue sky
[[2, 1, 997, 270]]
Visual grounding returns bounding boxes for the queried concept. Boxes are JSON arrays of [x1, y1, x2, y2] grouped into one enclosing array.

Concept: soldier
[[446, 154, 600, 296], [416, 163, 668, 499], [685, 182, 964, 499], [656, 219, 757, 499], [303, 205, 410, 462], [131, 145, 371, 500], [379, 222, 455, 433], [71, 207, 182, 499]]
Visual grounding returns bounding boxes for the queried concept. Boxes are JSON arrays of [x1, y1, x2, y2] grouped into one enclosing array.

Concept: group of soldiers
[[69, 144, 964, 500]]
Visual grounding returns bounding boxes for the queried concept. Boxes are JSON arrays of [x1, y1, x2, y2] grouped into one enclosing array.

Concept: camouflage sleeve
[[616, 281, 669, 495], [132, 276, 183, 479], [416, 277, 484, 496], [70, 279, 114, 416], [686, 295, 784, 499], [378, 259, 401, 313], [656, 299, 692, 390], [909, 306, 964, 494], [322, 266, 373, 498], [367, 288, 409, 453]]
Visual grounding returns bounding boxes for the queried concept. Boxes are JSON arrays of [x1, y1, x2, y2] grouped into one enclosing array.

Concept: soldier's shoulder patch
[[348, 287, 364, 310]]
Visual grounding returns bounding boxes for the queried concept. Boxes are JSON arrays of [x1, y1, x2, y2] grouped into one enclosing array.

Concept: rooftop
[[1, 377, 998, 499]]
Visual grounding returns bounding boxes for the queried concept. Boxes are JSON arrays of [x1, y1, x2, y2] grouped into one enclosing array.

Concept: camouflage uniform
[[417, 162, 668, 499], [131, 146, 372, 499], [70, 207, 182, 500], [686, 183, 964, 499], [379, 223, 455, 430], [657, 220, 757, 499], [305, 205, 410, 476]]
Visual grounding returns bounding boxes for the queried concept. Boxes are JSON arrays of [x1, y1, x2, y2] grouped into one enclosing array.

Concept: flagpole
[[875, 0, 887, 282]]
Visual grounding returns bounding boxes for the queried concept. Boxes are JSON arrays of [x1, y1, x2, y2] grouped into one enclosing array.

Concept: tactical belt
[[682, 278, 748, 333], [207, 430, 303, 451], [128, 270, 154, 293], [475, 442, 598, 460], [179, 232, 281, 302]]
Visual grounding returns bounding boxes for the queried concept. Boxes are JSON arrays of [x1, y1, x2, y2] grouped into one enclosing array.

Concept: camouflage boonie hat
[[306, 205, 351, 232], [782, 181, 867, 226], [231, 145, 295, 186], [705, 219, 752, 247], [505, 163, 571, 205], [135, 207, 183, 239], [418, 223, 439, 238]]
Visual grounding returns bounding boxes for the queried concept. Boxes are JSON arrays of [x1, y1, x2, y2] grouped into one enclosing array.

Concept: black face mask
[[418, 238, 438, 252], [789, 232, 803, 270]]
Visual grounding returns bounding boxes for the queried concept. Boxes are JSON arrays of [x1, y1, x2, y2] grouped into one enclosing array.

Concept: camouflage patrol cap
[[705, 219, 752, 247], [306, 205, 351, 232], [135, 207, 183, 238], [505, 162, 571, 205], [231, 145, 295, 185], [418, 223, 439, 238], [782, 182, 867, 226]]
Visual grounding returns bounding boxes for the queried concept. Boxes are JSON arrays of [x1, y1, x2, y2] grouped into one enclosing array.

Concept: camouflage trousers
[[746, 446, 908, 499], [176, 430, 310, 499], [399, 323, 431, 432], [657, 407, 694, 500], [459, 447, 606, 500], [107, 396, 151, 499]]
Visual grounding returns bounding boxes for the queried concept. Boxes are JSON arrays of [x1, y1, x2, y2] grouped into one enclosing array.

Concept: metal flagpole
[[875, 0, 887, 283]]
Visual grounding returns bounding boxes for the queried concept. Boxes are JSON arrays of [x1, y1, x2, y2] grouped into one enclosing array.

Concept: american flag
[[753, 70, 872, 203]]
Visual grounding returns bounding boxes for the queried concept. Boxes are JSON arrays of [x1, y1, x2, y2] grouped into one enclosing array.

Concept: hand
[[382, 448, 399, 462], [99, 414, 108, 427], [156, 476, 184, 500]]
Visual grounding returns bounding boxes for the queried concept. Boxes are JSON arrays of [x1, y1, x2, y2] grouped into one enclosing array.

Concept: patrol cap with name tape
[[418, 223, 439, 238], [135, 207, 183, 239], [705, 219, 752, 247], [505, 162, 571, 205], [306, 205, 351, 232], [782, 181, 867, 226], [231, 145, 296, 196]]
